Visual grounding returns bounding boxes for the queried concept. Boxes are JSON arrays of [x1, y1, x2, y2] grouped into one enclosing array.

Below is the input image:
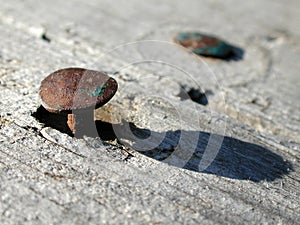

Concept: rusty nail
[[174, 32, 233, 58], [39, 68, 118, 136]]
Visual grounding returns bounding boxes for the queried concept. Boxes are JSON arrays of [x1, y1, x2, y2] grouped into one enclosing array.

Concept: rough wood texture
[[0, 0, 299, 224]]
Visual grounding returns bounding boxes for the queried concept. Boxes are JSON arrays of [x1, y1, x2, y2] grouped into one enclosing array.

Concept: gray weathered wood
[[0, 0, 299, 224]]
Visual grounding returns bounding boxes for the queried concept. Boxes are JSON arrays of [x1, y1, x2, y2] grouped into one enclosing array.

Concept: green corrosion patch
[[91, 84, 107, 97], [176, 32, 201, 41], [192, 42, 232, 56], [79, 84, 107, 97]]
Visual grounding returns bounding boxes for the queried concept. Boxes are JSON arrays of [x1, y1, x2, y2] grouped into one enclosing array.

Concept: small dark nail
[[39, 68, 118, 136], [174, 32, 233, 58]]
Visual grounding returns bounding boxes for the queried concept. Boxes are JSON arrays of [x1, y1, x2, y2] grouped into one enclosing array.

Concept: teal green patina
[[79, 84, 107, 97], [91, 84, 107, 97], [192, 42, 232, 56], [174, 32, 233, 58], [177, 32, 201, 41]]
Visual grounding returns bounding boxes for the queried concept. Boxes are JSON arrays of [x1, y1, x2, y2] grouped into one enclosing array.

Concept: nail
[[39, 68, 118, 136], [174, 32, 233, 58]]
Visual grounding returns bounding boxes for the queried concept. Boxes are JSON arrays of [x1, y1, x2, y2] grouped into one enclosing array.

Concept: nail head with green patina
[[39, 68, 118, 135], [174, 32, 233, 58]]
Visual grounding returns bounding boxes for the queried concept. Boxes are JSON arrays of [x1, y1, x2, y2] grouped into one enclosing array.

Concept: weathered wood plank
[[0, 0, 299, 224]]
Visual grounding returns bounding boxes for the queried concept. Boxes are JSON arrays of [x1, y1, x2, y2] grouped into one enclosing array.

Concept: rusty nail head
[[39, 68, 118, 135], [174, 32, 233, 58]]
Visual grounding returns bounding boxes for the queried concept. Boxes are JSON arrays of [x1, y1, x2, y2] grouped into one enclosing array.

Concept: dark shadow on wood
[[114, 122, 292, 182], [177, 87, 210, 106], [225, 44, 245, 61], [32, 105, 73, 136], [32, 105, 118, 140], [32, 108, 292, 182]]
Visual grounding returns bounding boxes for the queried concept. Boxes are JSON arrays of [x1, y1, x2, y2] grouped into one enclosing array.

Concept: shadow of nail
[[225, 44, 245, 61], [113, 122, 292, 182], [32, 108, 292, 182], [32, 105, 73, 135]]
